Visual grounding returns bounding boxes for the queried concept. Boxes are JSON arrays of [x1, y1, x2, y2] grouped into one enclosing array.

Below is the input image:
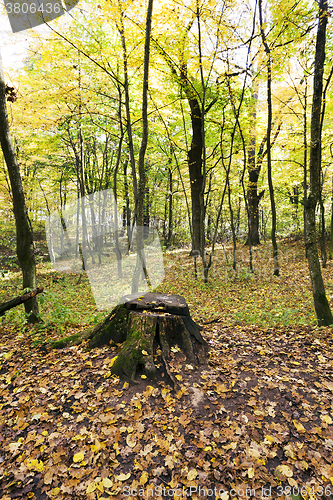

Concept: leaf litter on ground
[[1, 239, 333, 499], [0, 320, 333, 499]]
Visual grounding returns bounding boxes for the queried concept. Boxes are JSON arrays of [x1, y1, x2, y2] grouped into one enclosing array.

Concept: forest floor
[[0, 236, 333, 499]]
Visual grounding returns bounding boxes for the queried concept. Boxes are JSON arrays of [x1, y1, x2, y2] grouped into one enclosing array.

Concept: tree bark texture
[[0, 54, 39, 321], [304, 0, 333, 326]]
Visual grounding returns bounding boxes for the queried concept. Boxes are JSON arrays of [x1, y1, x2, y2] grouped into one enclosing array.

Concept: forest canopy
[[1, 0, 333, 324]]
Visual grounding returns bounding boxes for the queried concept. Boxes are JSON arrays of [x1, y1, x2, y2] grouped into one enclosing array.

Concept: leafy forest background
[[1, 0, 333, 330]]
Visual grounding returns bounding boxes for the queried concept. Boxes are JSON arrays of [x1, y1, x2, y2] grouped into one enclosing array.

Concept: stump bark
[[54, 292, 208, 383]]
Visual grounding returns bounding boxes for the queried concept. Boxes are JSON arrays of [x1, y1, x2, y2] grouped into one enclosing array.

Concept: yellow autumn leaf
[[248, 467, 255, 478], [115, 473, 131, 481], [102, 477, 113, 488], [126, 434, 137, 448], [73, 452, 85, 463], [288, 477, 298, 488], [86, 482, 97, 493], [175, 374, 182, 381], [298, 460, 309, 471], [26, 459, 44, 472], [96, 481, 104, 493], [284, 445, 297, 460], [264, 435, 275, 445], [140, 471, 149, 485], [109, 356, 118, 367], [142, 350, 148, 355], [323, 381, 333, 392], [275, 465, 293, 478], [220, 493, 229, 500], [215, 383, 228, 394], [123, 382, 129, 389], [85, 361, 93, 367], [187, 469, 197, 480], [293, 420, 305, 433], [141, 375, 147, 379], [321, 414, 332, 424], [50, 488, 60, 495], [43, 468, 53, 485]]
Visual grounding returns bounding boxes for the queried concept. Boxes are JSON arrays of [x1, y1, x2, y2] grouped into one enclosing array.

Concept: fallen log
[[0, 287, 44, 317]]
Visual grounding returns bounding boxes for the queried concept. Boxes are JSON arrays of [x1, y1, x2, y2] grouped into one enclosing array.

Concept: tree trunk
[[259, 0, 279, 276], [132, 0, 153, 293], [167, 166, 173, 246], [0, 53, 39, 322], [246, 77, 261, 246], [304, 0, 333, 326], [52, 293, 208, 385], [186, 85, 204, 256], [329, 176, 333, 260]]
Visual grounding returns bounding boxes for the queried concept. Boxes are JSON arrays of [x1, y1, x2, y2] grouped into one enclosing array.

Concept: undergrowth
[[0, 237, 329, 339]]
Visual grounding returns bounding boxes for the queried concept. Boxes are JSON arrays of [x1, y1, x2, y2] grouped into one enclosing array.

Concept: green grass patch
[[0, 238, 327, 339]]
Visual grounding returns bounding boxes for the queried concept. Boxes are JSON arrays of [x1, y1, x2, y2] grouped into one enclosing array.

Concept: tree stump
[[54, 292, 208, 384]]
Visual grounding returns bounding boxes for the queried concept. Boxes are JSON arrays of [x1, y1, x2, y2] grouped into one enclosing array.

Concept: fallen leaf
[[102, 477, 113, 488], [275, 465, 293, 479], [86, 482, 97, 493], [115, 473, 131, 481], [140, 471, 149, 485], [73, 452, 85, 463], [187, 469, 197, 480]]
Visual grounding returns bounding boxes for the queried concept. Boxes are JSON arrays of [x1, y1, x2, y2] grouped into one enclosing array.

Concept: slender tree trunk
[[123, 160, 131, 252], [117, 1, 137, 203], [259, 0, 279, 276], [304, 0, 333, 326], [0, 53, 39, 322], [178, 58, 204, 257], [319, 185, 327, 267], [329, 176, 333, 260], [132, 0, 153, 293], [246, 78, 261, 246], [183, 78, 203, 257], [227, 179, 237, 271], [113, 88, 124, 278], [167, 167, 173, 246]]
